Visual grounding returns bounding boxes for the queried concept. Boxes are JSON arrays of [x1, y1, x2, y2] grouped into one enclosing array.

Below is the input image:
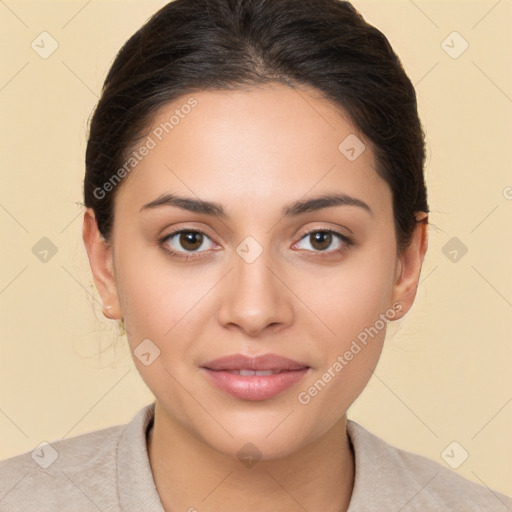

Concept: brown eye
[[162, 229, 215, 256], [310, 231, 332, 251], [294, 229, 351, 255], [179, 231, 204, 251]]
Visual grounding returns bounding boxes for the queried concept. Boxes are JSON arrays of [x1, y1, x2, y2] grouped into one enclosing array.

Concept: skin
[[83, 84, 428, 512]]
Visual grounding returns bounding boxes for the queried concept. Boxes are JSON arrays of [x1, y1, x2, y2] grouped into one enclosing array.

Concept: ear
[[82, 208, 122, 320], [390, 213, 428, 320]]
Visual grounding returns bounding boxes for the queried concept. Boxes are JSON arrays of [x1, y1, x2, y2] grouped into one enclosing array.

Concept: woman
[[1, 0, 510, 510]]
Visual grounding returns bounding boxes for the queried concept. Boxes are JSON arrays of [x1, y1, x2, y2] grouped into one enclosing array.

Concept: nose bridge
[[217, 236, 293, 335]]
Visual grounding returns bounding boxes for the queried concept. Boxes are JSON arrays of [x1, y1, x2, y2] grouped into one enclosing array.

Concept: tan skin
[[83, 84, 428, 512]]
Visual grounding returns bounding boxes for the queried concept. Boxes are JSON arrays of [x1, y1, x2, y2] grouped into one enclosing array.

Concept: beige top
[[1, 402, 510, 511]]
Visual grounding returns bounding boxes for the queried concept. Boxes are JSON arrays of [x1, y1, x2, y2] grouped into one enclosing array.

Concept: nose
[[216, 246, 294, 337]]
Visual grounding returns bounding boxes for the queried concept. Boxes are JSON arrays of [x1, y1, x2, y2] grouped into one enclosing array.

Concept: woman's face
[[85, 84, 426, 459]]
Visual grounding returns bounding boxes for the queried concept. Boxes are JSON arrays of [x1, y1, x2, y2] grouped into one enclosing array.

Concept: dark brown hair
[[84, 0, 428, 251]]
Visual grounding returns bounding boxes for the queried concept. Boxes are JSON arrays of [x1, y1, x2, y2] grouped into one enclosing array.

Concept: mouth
[[200, 353, 311, 401], [223, 369, 292, 376]]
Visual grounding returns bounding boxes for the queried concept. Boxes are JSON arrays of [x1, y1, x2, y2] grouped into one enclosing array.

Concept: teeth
[[227, 369, 281, 376]]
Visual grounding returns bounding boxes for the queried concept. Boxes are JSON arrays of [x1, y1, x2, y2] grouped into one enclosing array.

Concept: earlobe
[[390, 213, 429, 321], [82, 208, 122, 320]]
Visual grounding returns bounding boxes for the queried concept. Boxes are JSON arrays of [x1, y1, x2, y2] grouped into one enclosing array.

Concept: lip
[[200, 353, 311, 401], [201, 353, 309, 372]]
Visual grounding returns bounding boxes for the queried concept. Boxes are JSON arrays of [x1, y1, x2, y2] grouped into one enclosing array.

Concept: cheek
[[295, 287, 391, 435], [293, 241, 397, 408], [115, 245, 210, 338], [301, 242, 397, 345], [114, 253, 208, 410]]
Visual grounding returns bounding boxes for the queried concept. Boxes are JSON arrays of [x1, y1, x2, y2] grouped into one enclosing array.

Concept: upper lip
[[201, 354, 309, 371]]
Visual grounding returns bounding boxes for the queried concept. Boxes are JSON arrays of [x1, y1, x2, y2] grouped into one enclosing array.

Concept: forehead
[[114, 84, 391, 219]]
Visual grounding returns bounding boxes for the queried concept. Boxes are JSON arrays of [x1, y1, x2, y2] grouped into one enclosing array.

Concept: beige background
[[1, 0, 511, 497]]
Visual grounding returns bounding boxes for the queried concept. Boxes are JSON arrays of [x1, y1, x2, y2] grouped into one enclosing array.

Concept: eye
[[159, 227, 352, 261], [161, 229, 216, 258], [294, 229, 352, 255]]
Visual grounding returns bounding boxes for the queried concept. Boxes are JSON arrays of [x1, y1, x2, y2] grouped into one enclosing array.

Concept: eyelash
[[159, 228, 353, 261]]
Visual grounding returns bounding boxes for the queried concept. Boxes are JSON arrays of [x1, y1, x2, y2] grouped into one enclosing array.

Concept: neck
[[147, 401, 355, 512]]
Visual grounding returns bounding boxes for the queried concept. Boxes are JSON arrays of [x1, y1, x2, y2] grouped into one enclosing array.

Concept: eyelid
[[297, 225, 351, 241], [293, 227, 352, 252], [160, 228, 217, 253]]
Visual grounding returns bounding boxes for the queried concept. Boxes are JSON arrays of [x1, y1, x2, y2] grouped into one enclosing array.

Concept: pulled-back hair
[[84, 0, 428, 251]]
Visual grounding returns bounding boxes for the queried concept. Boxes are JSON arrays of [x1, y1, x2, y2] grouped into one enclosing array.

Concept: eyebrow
[[140, 192, 372, 218]]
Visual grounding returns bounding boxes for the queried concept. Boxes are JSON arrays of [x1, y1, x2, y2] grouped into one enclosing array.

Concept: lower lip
[[200, 368, 310, 401]]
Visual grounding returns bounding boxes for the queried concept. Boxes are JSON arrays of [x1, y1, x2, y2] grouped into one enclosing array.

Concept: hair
[[84, 0, 429, 252]]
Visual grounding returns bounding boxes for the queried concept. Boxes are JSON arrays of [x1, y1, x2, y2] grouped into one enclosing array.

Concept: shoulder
[[1, 402, 164, 512], [346, 420, 512, 512], [0, 422, 125, 512]]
